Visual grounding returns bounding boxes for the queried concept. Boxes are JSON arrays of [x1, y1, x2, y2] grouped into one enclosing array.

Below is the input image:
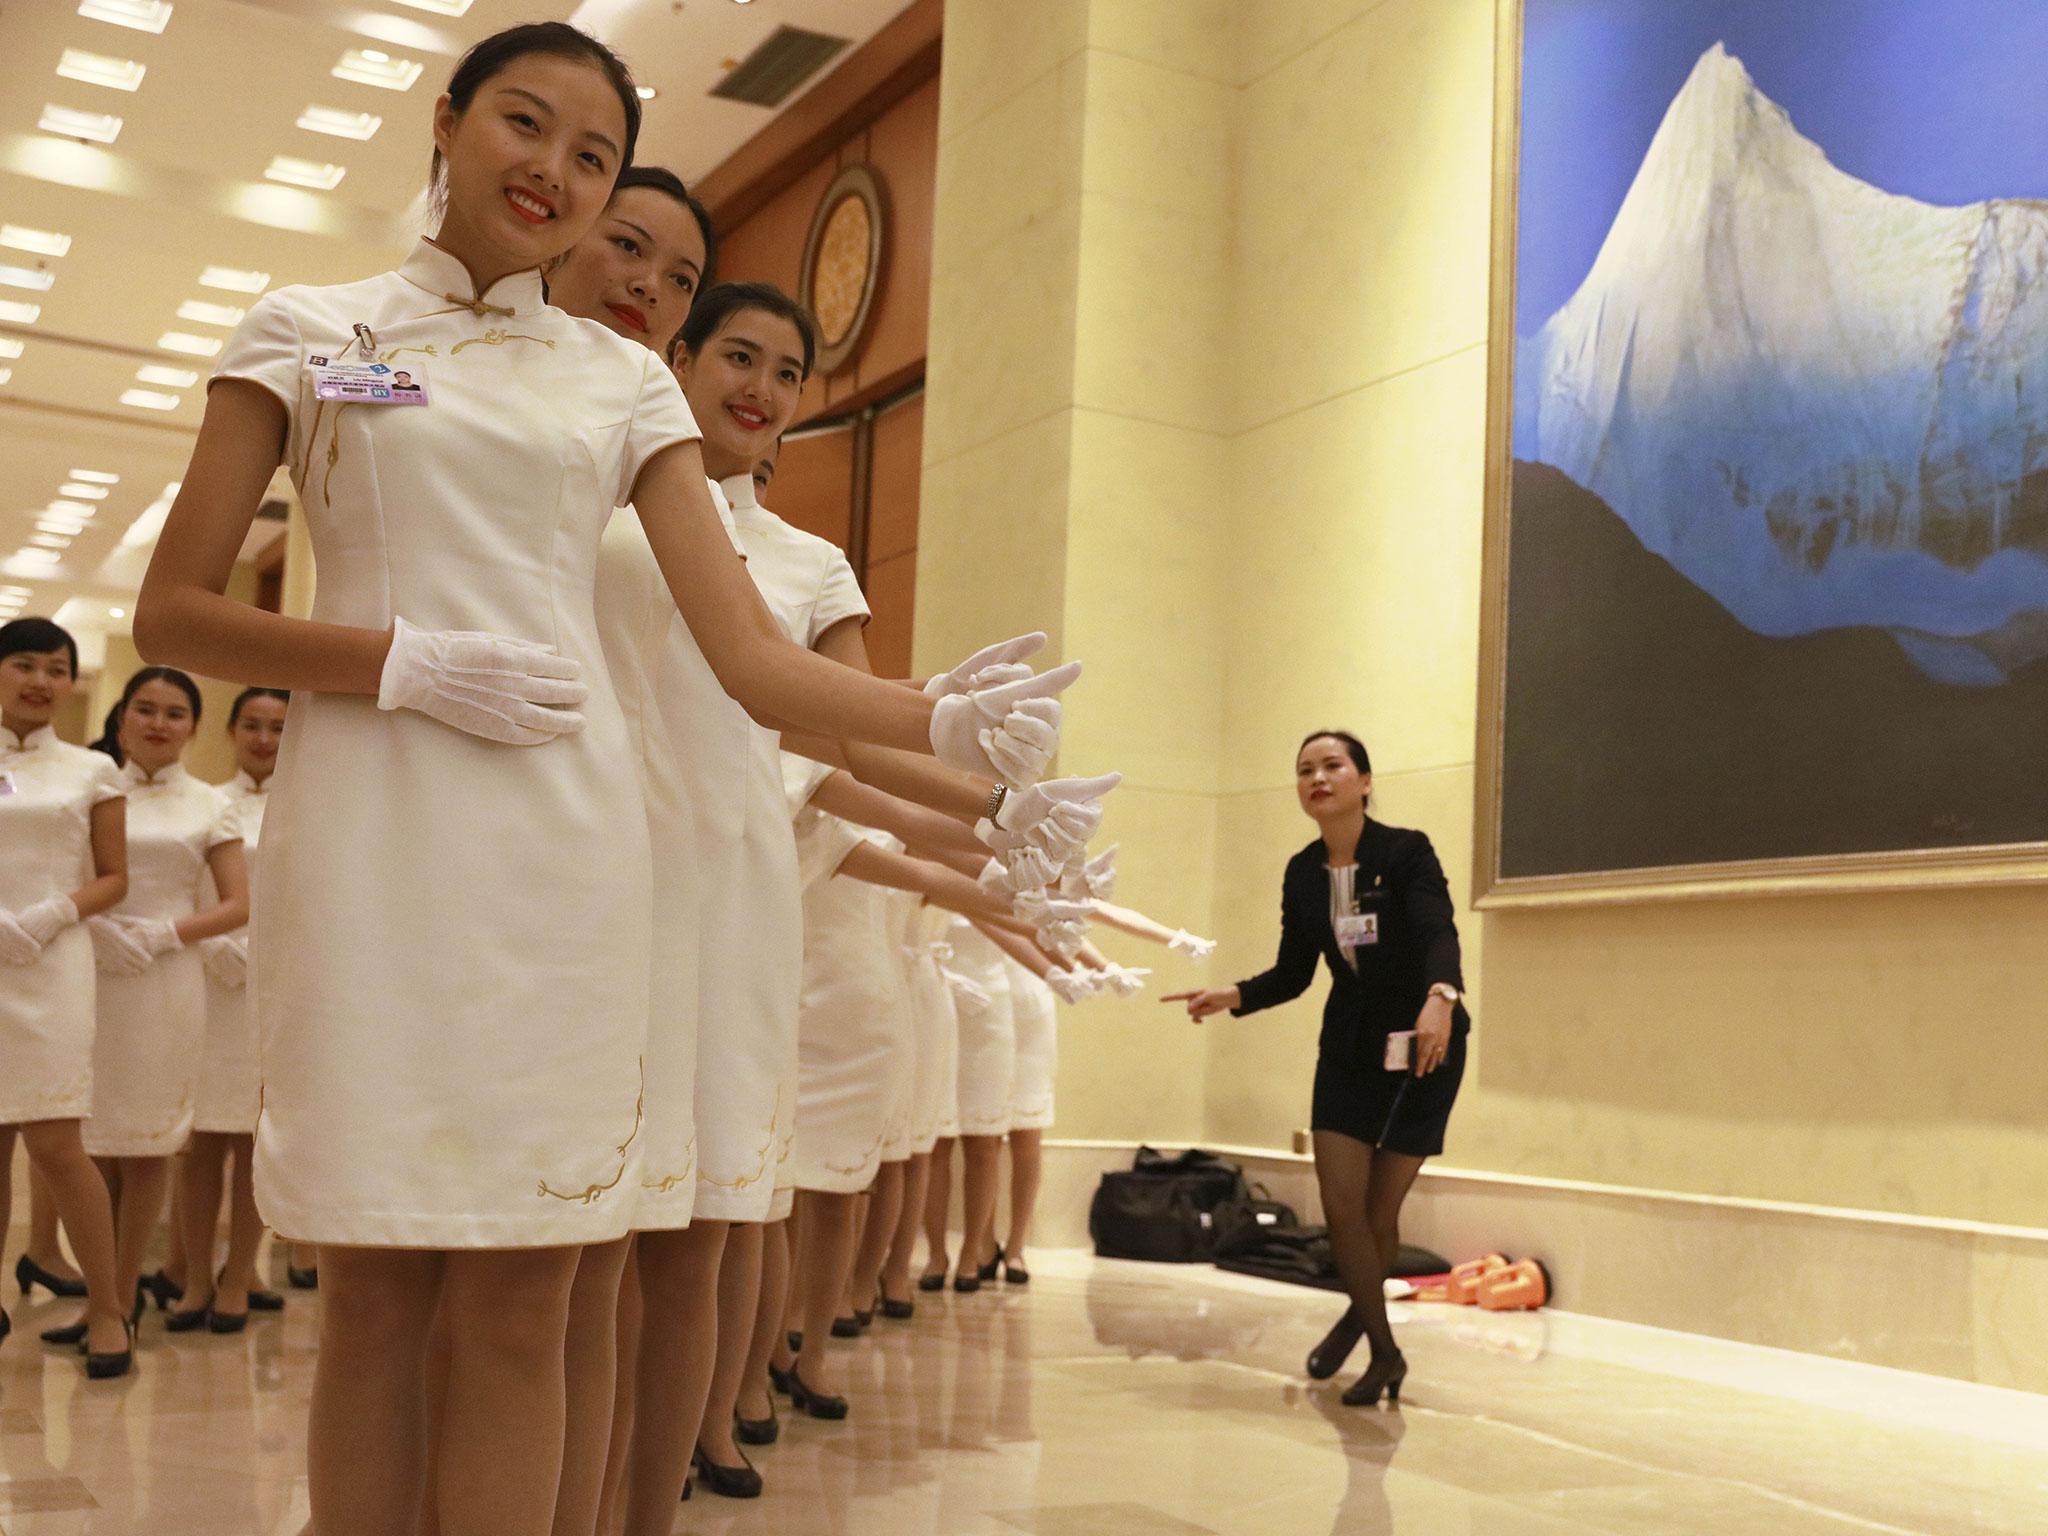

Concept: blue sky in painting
[[1515, 0, 2048, 331]]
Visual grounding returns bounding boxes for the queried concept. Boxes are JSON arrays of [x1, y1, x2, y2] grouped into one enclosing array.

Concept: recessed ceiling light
[[199, 265, 269, 294], [12, 549, 62, 566], [0, 368, 11, 387], [636, 86, 657, 101], [47, 501, 97, 518], [157, 331, 221, 357], [0, 225, 71, 258], [121, 387, 181, 411], [176, 298, 246, 327], [69, 469, 119, 484], [59, 483, 111, 500], [265, 156, 346, 191], [0, 266, 56, 293], [57, 48, 148, 91], [0, 300, 42, 325], [29, 534, 73, 549], [391, 0, 472, 13], [298, 105, 383, 141], [332, 49, 423, 91], [39, 105, 124, 144], [109, 605, 126, 618], [37, 519, 89, 536], [135, 364, 198, 389], [0, 339, 21, 360], [78, 0, 172, 32]]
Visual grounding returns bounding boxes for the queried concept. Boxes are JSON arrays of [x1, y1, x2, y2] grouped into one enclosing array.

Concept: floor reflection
[[3, 1249, 2046, 1533]]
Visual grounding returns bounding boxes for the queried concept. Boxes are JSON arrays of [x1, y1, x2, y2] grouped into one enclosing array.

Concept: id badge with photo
[[1334, 911, 1378, 949], [308, 357, 430, 406]]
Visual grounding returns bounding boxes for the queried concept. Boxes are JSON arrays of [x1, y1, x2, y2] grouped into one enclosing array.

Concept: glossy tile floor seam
[[4, 1247, 2046, 1534]]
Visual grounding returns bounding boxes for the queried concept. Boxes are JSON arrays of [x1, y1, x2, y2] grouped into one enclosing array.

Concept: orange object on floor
[[1477, 1258, 1551, 1312], [1445, 1253, 1509, 1305]]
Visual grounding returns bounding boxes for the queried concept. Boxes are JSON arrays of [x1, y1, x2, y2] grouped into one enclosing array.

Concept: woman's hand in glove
[[928, 663, 1081, 787], [1168, 928, 1217, 961], [923, 632, 1046, 698], [201, 933, 250, 989], [88, 916, 153, 976], [379, 616, 589, 746]]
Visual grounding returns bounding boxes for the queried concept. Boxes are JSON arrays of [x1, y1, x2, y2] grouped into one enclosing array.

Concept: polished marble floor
[[2, 1247, 2044, 1534]]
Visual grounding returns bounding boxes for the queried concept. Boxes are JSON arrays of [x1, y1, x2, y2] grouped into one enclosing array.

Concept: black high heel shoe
[[786, 1365, 848, 1421], [879, 1291, 915, 1320], [916, 1270, 947, 1293], [829, 1314, 862, 1339], [247, 1289, 286, 1313], [39, 1317, 88, 1348], [1306, 1307, 1367, 1381], [16, 1254, 88, 1300], [767, 1362, 795, 1399], [851, 1300, 875, 1330], [1340, 1350, 1408, 1408], [139, 1270, 182, 1313], [286, 1265, 319, 1291], [691, 1445, 763, 1499], [1, 1307, 10, 1344], [952, 1271, 981, 1294], [976, 1244, 1005, 1283], [734, 1405, 779, 1446], [86, 1318, 136, 1381], [1002, 1258, 1030, 1286]]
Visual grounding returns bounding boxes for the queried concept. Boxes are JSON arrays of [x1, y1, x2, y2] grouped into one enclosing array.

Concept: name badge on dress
[[308, 357, 430, 406], [1335, 911, 1378, 948]]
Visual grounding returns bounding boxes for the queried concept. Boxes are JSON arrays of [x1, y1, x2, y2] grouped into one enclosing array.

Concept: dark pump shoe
[[286, 1266, 319, 1291], [786, 1365, 848, 1421], [829, 1315, 862, 1339], [16, 1254, 88, 1300], [1002, 1259, 1031, 1286], [247, 1289, 286, 1312], [767, 1363, 796, 1399], [734, 1406, 779, 1446], [1306, 1307, 1367, 1381], [879, 1294, 915, 1321], [691, 1446, 763, 1499], [1341, 1351, 1408, 1408], [916, 1271, 946, 1293], [87, 1320, 136, 1381], [139, 1270, 182, 1312], [975, 1245, 1005, 1283]]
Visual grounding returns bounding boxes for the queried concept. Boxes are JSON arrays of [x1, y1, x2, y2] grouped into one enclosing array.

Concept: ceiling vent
[[711, 26, 851, 108]]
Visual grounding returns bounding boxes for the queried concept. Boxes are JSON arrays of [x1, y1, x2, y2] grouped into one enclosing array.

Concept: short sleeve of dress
[[806, 549, 871, 646], [618, 352, 703, 507], [794, 808, 864, 892], [210, 291, 305, 438], [781, 753, 834, 818], [87, 752, 125, 808], [206, 791, 245, 850]]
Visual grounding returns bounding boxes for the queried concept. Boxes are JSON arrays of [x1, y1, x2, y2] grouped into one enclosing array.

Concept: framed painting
[[1476, 0, 2048, 904]]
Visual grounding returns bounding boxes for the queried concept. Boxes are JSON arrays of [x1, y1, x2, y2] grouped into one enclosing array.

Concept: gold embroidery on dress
[[452, 329, 556, 355], [441, 293, 514, 319], [699, 1085, 781, 1192], [640, 1133, 698, 1194], [537, 1058, 645, 1204], [320, 403, 363, 506], [823, 1131, 885, 1178], [378, 343, 441, 364]]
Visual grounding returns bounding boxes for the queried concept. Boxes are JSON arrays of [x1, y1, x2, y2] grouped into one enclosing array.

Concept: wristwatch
[[1427, 983, 1462, 1007], [985, 783, 1010, 824]]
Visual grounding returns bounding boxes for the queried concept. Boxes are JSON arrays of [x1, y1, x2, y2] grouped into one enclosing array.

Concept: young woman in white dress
[[162, 687, 288, 1331], [77, 668, 248, 1341], [0, 618, 132, 1375], [138, 28, 1074, 1530]]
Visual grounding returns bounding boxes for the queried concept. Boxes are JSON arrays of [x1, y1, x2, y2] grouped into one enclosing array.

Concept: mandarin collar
[[2, 723, 56, 756], [232, 769, 268, 795], [396, 239, 547, 319], [120, 758, 187, 791], [719, 473, 760, 512]]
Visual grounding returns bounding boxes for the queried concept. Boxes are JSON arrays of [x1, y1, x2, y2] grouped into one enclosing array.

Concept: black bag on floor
[[1212, 1223, 1346, 1291], [1207, 1190, 1299, 1255], [1089, 1146, 1249, 1262]]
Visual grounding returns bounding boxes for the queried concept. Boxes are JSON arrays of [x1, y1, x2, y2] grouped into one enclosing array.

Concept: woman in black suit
[[1166, 730, 1469, 1407]]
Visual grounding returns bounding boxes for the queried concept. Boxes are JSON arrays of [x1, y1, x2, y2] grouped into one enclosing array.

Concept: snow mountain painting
[[1493, 5, 2048, 884]]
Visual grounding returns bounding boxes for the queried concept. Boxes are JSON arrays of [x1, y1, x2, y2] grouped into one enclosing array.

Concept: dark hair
[[0, 617, 79, 677], [431, 23, 642, 212], [228, 686, 290, 727], [93, 667, 205, 763], [1299, 729, 1371, 774], [679, 282, 819, 380], [613, 166, 717, 287]]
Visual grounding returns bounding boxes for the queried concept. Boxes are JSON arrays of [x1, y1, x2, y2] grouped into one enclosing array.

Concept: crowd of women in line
[[1, 20, 1219, 1536]]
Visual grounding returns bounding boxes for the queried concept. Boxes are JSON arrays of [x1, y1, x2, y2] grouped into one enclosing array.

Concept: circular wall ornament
[[800, 163, 886, 375]]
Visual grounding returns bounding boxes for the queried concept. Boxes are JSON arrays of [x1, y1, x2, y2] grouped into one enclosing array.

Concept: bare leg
[[436, 1246, 584, 1536], [846, 1161, 904, 1315], [109, 1156, 169, 1319], [0, 1129, 14, 1278], [792, 1191, 859, 1397], [699, 1222, 764, 1466], [161, 1151, 191, 1291], [418, 1303, 452, 1536], [959, 1135, 1002, 1276], [920, 1139, 953, 1282], [1002, 1128, 1043, 1270], [882, 1152, 930, 1304], [177, 1133, 230, 1312], [27, 1156, 83, 1282], [745, 1219, 790, 1411], [217, 1135, 265, 1313], [620, 1221, 728, 1536], [28, 1125, 124, 1351], [593, 1247, 641, 1536], [307, 1246, 445, 1535], [552, 1236, 632, 1536], [1311, 1132, 1393, 1360], [775, 1199, 805, 1359]]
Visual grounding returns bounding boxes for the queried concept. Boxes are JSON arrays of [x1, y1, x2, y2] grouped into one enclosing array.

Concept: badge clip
[[350, 322, 378, 359]]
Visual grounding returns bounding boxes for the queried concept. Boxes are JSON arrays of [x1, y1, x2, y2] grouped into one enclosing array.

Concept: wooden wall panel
[[862, 550, 917, 678], [866, 393, 924, 565], [770, 426, 855, 550], [854, 76, 938, 401]]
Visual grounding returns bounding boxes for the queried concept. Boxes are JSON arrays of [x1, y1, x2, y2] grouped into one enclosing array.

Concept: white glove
[[942, 969, 991, 1012], [1045, 967, 1093, 1005], [1101, 962, 1152, 998], [0, 909, 38, 966], [1169, 929, 1217, 961], [1013, 889, 1093, 929], [1081, 845, 1118, 900], [923, 633, 1046, 698], [987, 773, 1120, 860], [1038, 920, 1089, 961], [928, 939, 955, 966], [977, 849, 1056, 897], [928, 664, 1081, 787], [87, 916, 153, 977], [379, 615, 589, 746], [201, 933, 249, 989], [114, 914, 184, 959]]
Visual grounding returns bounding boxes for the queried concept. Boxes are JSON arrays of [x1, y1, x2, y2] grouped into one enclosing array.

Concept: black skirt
[[1311, 1032, 1465, 1157]]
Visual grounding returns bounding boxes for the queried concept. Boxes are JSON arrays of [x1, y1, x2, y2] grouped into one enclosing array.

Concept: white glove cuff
[[376, 616, 418, 713]]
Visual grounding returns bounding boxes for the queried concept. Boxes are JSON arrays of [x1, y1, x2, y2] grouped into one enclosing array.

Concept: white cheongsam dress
[[84, 761, 239, 1158], [948, 918, 1017, 1138], [903, 902, 960, 1152], [211, 240, 699, 1247], [0, 726, 123, 1125], [1006, 959, 1059, 1131], [194, 770, 268, 1134]]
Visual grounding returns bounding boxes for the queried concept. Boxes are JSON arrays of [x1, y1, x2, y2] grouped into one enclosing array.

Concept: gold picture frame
[[1472, 0, 2048, 908]]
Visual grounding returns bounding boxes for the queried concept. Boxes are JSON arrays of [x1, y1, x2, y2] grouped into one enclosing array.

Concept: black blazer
[[1232, 819, 1470, 1062]]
